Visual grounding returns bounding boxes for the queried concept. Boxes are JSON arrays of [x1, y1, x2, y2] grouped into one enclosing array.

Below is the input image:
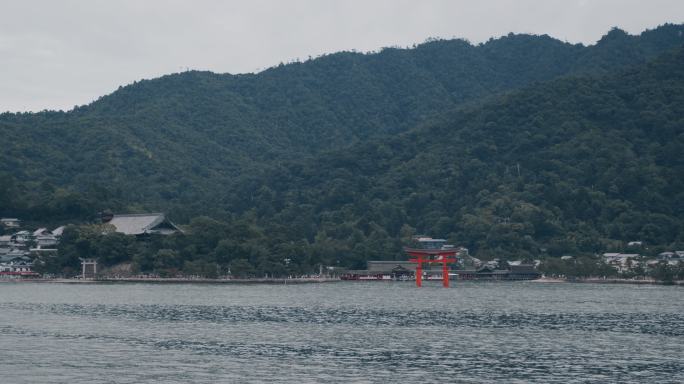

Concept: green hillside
[[1, 25, 683, 222], [45, 44, 684, 276], [1, 25, 684, 275], [235, 46, 684, 267]]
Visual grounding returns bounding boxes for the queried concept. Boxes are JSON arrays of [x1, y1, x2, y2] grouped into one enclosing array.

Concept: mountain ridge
[[1, 24, 683, 228]]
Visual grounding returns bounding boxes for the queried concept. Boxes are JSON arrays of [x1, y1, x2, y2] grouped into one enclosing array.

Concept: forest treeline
[[1, 24, 683, 275]]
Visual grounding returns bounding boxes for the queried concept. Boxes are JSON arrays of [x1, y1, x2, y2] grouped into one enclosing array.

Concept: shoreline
[[2, 277, 681, 286], [0, 277, 342, 284]]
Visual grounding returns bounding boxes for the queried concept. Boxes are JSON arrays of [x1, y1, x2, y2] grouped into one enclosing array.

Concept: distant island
[[1, 24, 684, 280]]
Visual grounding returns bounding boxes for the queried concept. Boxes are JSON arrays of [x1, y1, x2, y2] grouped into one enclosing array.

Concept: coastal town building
[[658, 251, 683, 260], [52, 226, 65, 237], [450, 264, 540, 280], [602, 253, 642, 273], [659, 252, 675, 259], [602, 253, 640, 261], [11, 231, 31, 243], [0, 255, 39, 278], [342, 261, 417, 280], [0, 235, 11, 247], [33, 228, 48, 237], [0, 224, 66, 278], [341, 261, 541, 281], [104, 213, 181, 236], [35, 234, 58, 247]]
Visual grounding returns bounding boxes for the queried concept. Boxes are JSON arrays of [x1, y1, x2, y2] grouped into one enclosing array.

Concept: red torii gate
[[405, 247, 458, 288]]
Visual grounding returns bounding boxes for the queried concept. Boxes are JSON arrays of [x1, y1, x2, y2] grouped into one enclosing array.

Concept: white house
[[11, 231, 31, 243], [602, 253, 640, 273], [658, 252, 675, 260], [0, 255, 38, 277], [36, 235, 58, 247]]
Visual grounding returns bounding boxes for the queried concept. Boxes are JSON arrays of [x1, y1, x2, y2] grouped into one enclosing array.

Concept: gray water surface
[[0, 281, 681, 383]]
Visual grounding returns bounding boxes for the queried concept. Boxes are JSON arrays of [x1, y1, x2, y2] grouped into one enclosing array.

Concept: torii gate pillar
[[81, 258, 97, 279], [405, 248, 457, 288]]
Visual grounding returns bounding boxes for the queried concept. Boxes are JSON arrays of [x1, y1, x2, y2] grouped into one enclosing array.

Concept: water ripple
[[1, 302, 683, 336]]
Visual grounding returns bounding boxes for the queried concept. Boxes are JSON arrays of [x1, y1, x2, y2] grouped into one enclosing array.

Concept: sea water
[[0, 281, 681, 383]]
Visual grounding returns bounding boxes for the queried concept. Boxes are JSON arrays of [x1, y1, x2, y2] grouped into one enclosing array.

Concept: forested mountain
[[233, 46, 684, 266], [1, 24, 683, 222], [1, 25, 684, 274]]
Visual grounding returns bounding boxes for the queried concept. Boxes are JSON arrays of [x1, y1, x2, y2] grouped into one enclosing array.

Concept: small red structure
[[405, 247, 457, 288]]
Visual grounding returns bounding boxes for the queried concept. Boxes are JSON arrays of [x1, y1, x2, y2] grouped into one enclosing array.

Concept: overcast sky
[[1, 0, 683, 112]]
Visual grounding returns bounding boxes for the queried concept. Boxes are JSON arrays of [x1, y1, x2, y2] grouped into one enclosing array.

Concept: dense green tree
[[153, 249, 181, 277], [229, 258, 256, 278]]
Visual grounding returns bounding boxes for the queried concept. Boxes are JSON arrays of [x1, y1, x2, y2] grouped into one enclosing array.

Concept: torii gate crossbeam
[[405, 248, 457, 288]]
